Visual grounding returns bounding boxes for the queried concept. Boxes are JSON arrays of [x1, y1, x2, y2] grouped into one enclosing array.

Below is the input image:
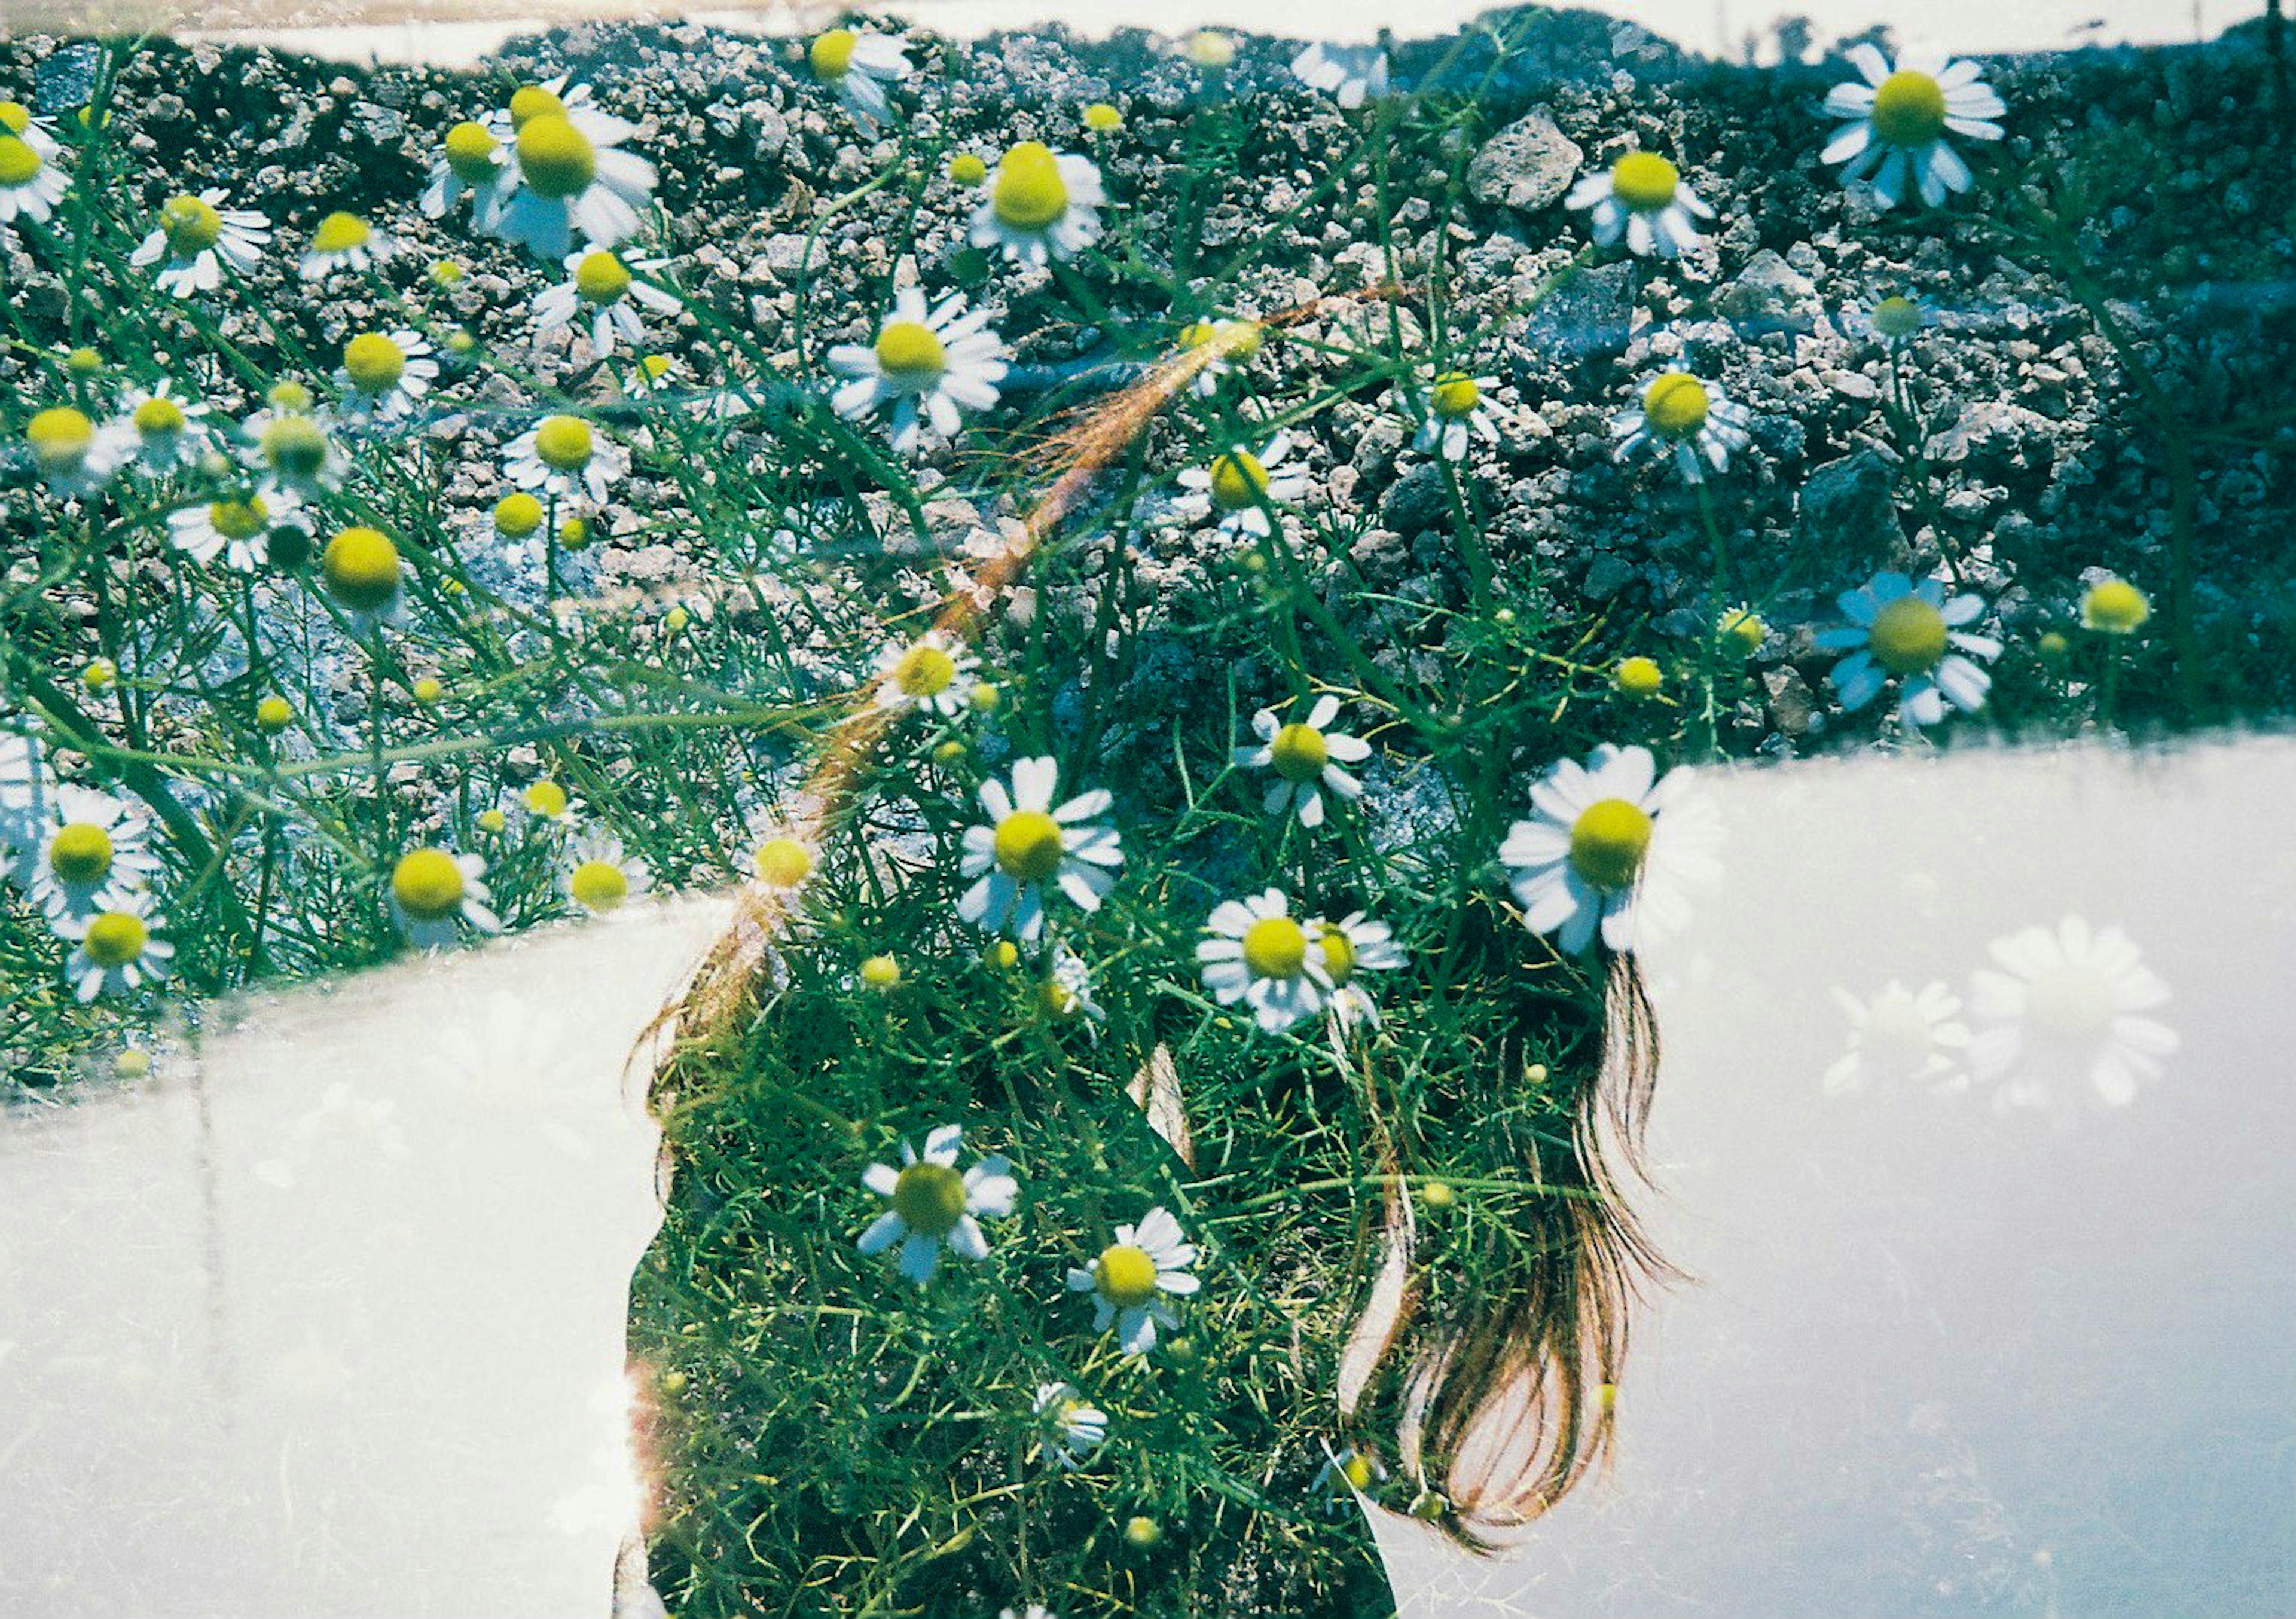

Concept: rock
[[1379, 462, 1450, 534], [1798, 450, 1897, 555], [1582, 553, 1636, 601], [1465, 111, 1583, 216], [1714, 248, 1819, 325], [1519, 260, 1632, 361], [1764, 667, 1818, 734]]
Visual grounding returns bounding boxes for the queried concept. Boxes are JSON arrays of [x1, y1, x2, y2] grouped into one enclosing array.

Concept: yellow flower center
[[310, 211, 370, 253], [391, 847, 466, 921], [639, 353, 673, 382], [569, 859, 629, 911], [1720, 608, 1767, 655], [508, 84, 567, 128], [893, 640, 958, 695], [256, 695, 294, 731], [810, 28, 858, 79], [2082, 578, 2150, 635], [560, 517, 590, 548], [1335, 1452, 1375, 1491], [263, 416, 328, 478], [755, 836, 814, 888], [517, 114, 597, 201], [27, 405, 93, 471], [1083, 102, 1122, 132], [477, 808, 508, 833], [1610, 151, 1681, 211], [533, 414, 594, 471], [1430, 372, 1481, 419], [992, 140, 1068, 230], [573, 249, 631, 304], [1614, 656, 1662, 697], [443, 120, 500, 183], [1094, 1242, 1160, 1308], [1208, 449, 1270, 512], [859, 953, 902, 988], [1039, 976, 1080, 1018], [133, 396, 187, 436], [321, 526, 402, 611], [890, 1160, 967, 1235], [1867, 595, 1948, 675], [1643, 372, 1709, 438], [0, 102, 28, 134], [874, 319, 946, 383], [342, 332, 407, 394], [1870, 70, 1949, 148], [1871, 295, 1923, 340], [494, 491, 544, 537], [210, 497, 268, 540], [82, 910, 149, 967], [160, 194, 222, 255], [270, 378, 314, 413], [1568, 798, 1653, 891], [523, 780, 570, 818], [65, 346, 102, 376], [1317, 926, 1357, 985], [993, 810, 1065, 882], [1269, 722, 1328, 782], [2025, 965, 2115, 1043], [0, 135, 41, 187], [948, 152, 987, 186], [49, 821, 114, 885], [1241, 914, 1308, 979]]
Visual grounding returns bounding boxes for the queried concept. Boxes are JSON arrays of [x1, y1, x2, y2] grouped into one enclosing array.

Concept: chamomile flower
[[1500, 743, 1693, 956], [1179, 317, 1263, 397], [25, 405, 125, 499], [248, 406, 348, 500], [130, 189, 271, 298], [1822, 44, 2005, 210], [517, 777, 587, 827], [1197, 888, 1332, 1034], [1311, 911, 1405, 1033], [505, 414, 627, 505], [752, 829, 819, 891], [2081, 576, 2151, 636], [1611, 370, 1750, 484], [58, 891, 173, 1003], [487, 103, 658, 260], [1185, 30, 1237, 70], [1814, 570, 1999, 727], [299, 211, 393, 280], [1566, 151, 1714, 259], [1968, 916, 2176, 1110], [1290, 42, 1390, 108], [16, 785, 159, 925], [1032, 1381, 1109, 1470], [828, 287, 1011, 457], [1314, 1445, 1388, 1515], [0, 130, 67, 229], [1174, 431, 1308, 539], [334, 329, 439, 424], [1039, 942, 1106, 1029], [1066, 1206, 1198, 1355], [808, 27, 913, 128], [856, 1123, 1018, 1284], [969, 140, 1106, 267], [0, 100, 60, 160], [320, 526, 407, 628], [1846, 292, 1929, 343], [114, 381, 212, 474], [563, 830, 651, 916], [1824, 980, 1971, 1098], [167, 491, 293, 571], [422, 120, 506, 222], [873, 630, 980, 716], [958, 757, 1123, 941], [386, 845, 500, 949], [1409, 370, 1505, 461], [532, 248, 679, 356], [1234, 694, 1370, 829]]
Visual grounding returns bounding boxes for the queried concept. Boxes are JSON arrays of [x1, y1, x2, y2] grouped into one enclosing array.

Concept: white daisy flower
[[130, 189, 270, 298], [1180, 317, 1263, 397], [1610, 370, 1751, 484], [1824, 980, 1971, 1098], [1174, 430, 1308, 539], [1565, 151, 1715, 259], [1822, 44, 2005, 210], [1968, 916, 2177, 1111], [1813, 570, 1999, 728], [1311, 911, 1406, 1033], [1233, 694, 1370, 829], [969, 140, 1106, 267], [1290, 42, 1390, 108], [532, 247, 680, 357], [334, 329, 439, 424], [1500, 743, 1696, 956], [487, 103, 657, 261], [25, 405, 126, 499], [421, 118, 506, 222], [1038, 941, 1106, 1029], [1845, 292, 1929, 344], [856, 1122, 1018, 1284], [1409, 370, 1505, 461], [505, 413, 627, 505], [827, 286, 1011, 457], [0, 129, 67, 230], [515, 777, 587, 827], [298, 211, 393, 281], [1065, 1206, 1198, 1355], [15, 784, 160, 925], [1032, 1380, 1108, 1470], [1197, 888, 1332, 1034], [1314, 1444, 1388, 1515], [808, 27, 913, 128], [57, 891, 173, 1003], [957, 756, 1124, 942], [872, 629, 980, 717], [386, 845, 501, 949], [167, 490, 295, 572], [247, 406, 349, 501], [114, 381, 212, 474], [0, 99, 61, 160], [320, 526, 410, 632], [564, 830, 651, 916]]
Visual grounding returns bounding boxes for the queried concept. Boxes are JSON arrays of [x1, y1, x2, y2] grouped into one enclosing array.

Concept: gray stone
[[1465, 111, 1583, 216], [1798, 450, 1898, 554]]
